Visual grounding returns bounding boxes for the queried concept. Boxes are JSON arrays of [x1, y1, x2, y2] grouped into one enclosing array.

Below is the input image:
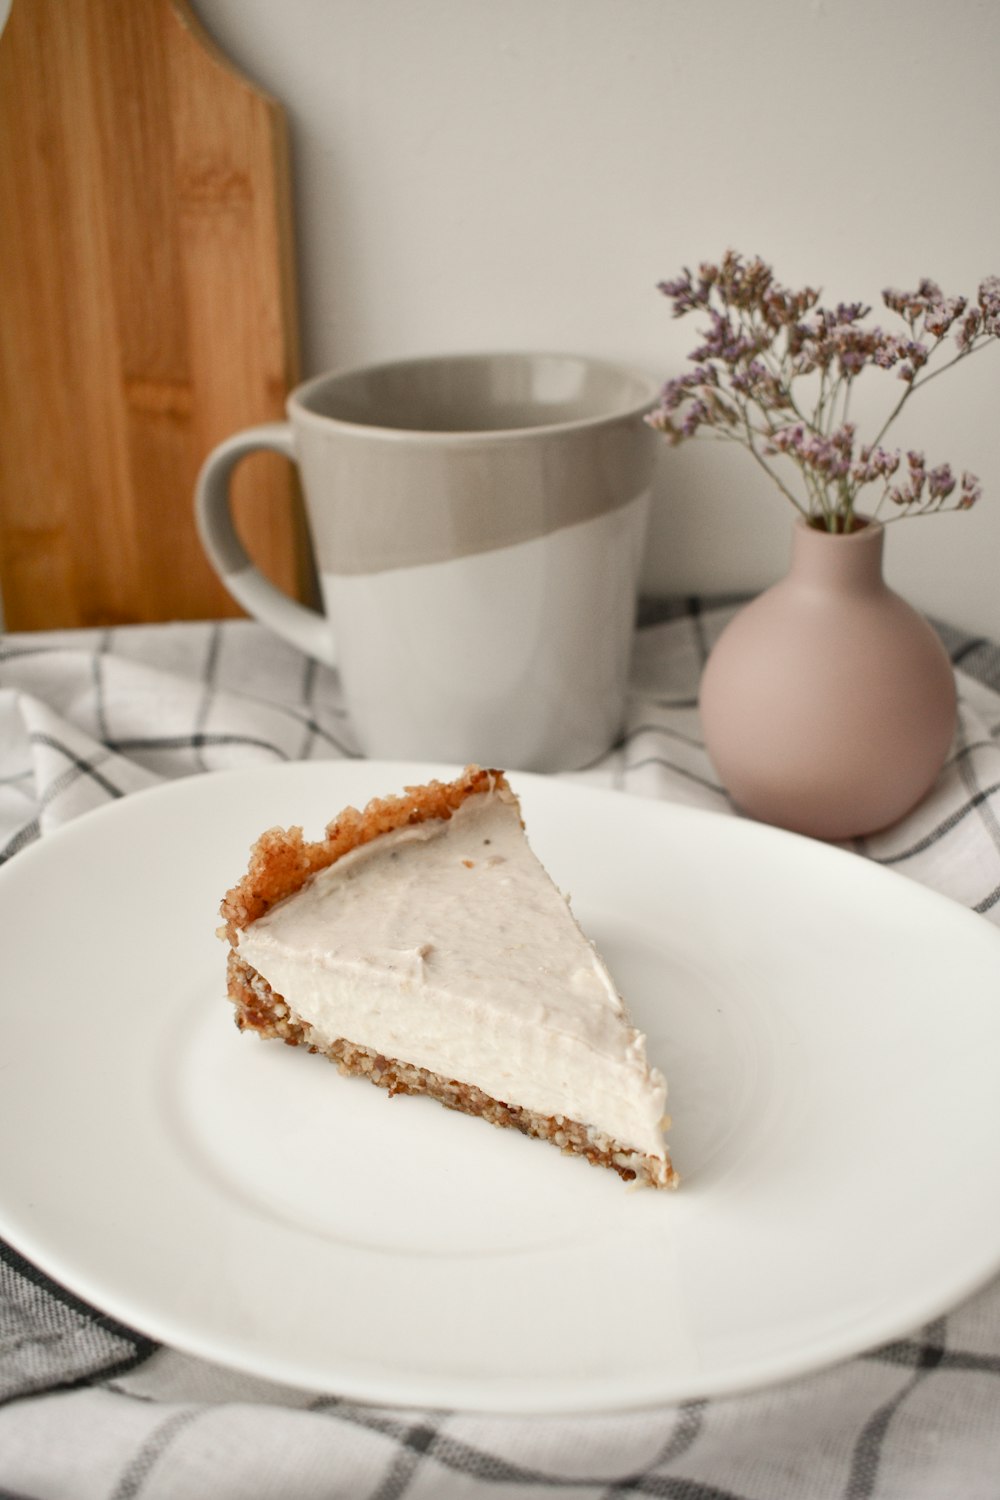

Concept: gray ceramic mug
[[196, 350, 659, 771]]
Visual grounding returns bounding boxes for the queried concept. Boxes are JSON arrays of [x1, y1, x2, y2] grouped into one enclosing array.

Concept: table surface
[[2, 607, 1000, 1500]]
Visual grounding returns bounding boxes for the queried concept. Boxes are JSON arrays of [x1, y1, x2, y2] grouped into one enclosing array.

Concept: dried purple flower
[[979, 276, 1000, 336], [924, 297, 966, 338], [852, 446, 901, 485], [927, 464, 956, 501], [957, 308, 983, 352], [872, 332, 906, 370], [960, 472, 982, 509]]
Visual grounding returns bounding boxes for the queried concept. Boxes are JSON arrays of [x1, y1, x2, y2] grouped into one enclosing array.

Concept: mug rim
[[288, 350, 661, 441]]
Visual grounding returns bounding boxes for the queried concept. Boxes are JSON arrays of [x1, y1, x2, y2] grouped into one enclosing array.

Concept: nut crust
[[227, 951, 678, 1189], [221, 765, 509, 943]]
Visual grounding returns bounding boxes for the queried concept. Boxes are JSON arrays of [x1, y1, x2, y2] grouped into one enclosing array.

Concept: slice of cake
[[219, 766, 677, 1188]]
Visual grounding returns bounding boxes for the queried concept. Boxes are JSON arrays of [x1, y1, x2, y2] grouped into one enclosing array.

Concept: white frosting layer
[[236, 787, 667, 1159]]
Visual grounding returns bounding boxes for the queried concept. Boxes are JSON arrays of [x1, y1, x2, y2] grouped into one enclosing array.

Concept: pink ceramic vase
[[699, 517, 957, 841]]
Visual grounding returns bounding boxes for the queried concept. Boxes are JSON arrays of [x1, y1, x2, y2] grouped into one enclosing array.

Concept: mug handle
[[195, 423, 336, 667]]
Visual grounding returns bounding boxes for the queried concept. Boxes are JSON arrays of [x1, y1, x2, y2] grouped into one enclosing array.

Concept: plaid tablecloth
[[2, 607, 1000, 1499]]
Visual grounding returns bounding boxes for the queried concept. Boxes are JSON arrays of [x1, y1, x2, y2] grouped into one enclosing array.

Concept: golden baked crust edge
[[220, 764, 509, 943]]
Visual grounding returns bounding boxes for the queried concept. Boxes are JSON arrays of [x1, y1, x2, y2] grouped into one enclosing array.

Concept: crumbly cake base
[[221, 765, 677, 1190], [221, 766, 510, 943], [227, 951, 678, 1189]]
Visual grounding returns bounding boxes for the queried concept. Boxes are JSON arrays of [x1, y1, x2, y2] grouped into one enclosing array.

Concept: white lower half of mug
[[323, 493, 650, 773]]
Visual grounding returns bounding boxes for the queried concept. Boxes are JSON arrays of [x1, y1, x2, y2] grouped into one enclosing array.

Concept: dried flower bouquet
[[649, 251, 1000, 533]]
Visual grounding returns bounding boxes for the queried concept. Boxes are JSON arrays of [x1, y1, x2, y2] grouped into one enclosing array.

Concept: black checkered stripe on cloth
[[2, 612, 1000, 1499]]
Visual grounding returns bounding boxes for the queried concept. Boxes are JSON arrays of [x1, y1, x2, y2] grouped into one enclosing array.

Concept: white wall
[[196, 0, 1000, 637]]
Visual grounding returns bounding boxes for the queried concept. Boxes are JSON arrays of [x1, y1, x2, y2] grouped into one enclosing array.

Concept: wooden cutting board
[[0, 0, 312, 630]]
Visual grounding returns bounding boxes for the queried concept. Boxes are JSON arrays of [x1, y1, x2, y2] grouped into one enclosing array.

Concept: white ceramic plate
[[3, 761, 1000, 1414]]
